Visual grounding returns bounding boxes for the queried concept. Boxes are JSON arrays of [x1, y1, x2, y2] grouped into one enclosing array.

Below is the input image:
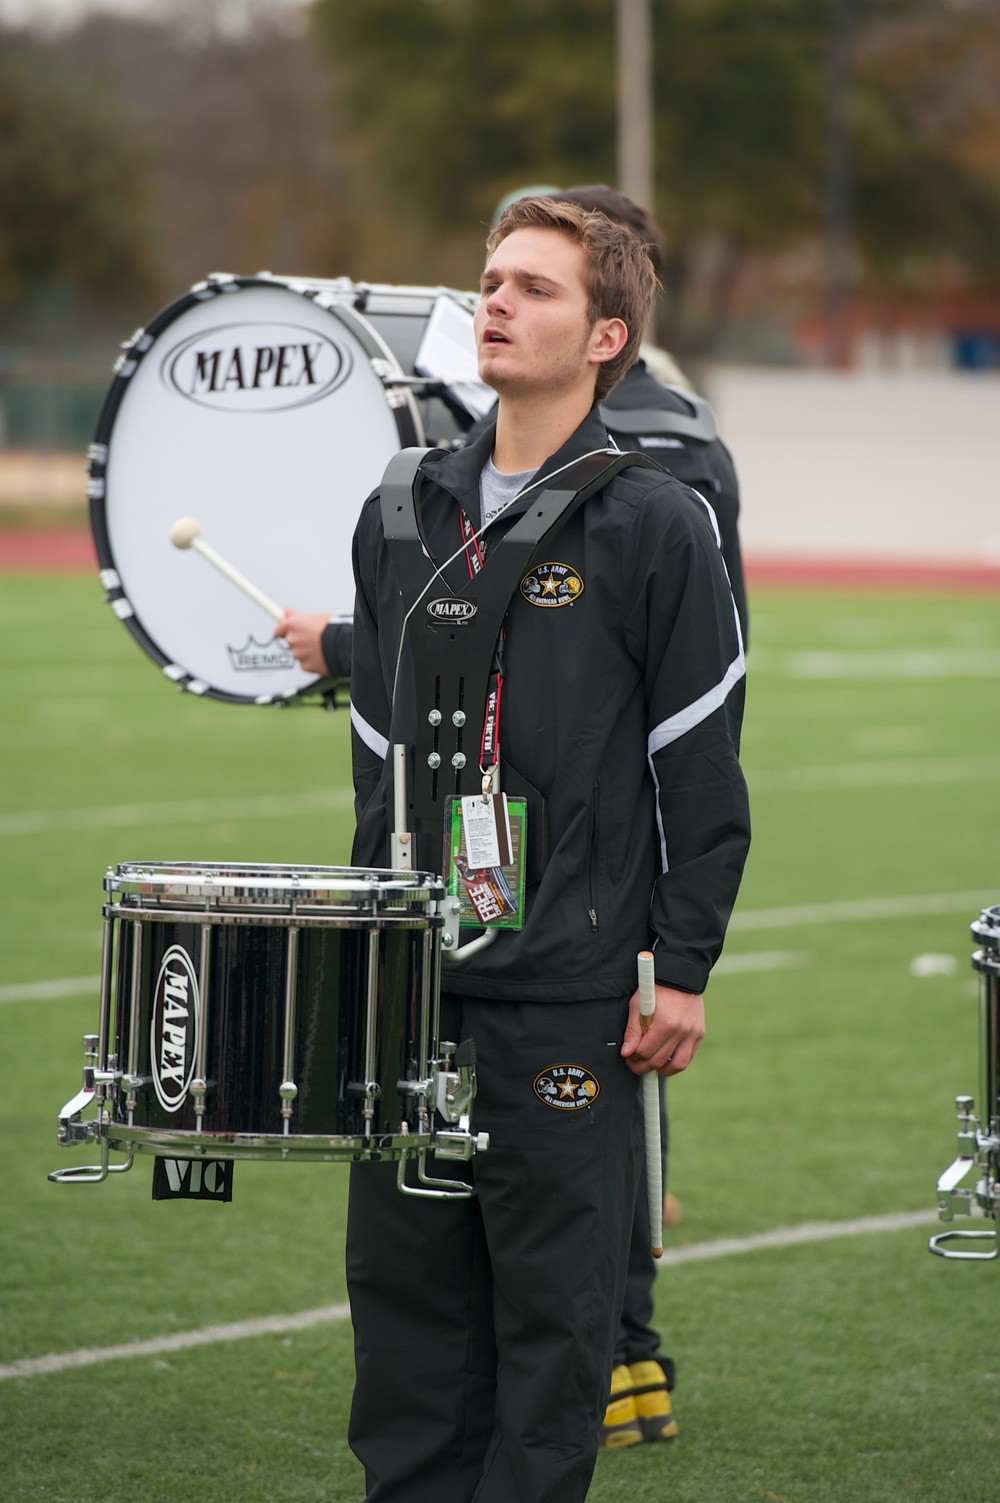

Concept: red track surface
[[745, 556, 1000, 592], [1, 528, 999, 592], [0, 529, 97, 572]]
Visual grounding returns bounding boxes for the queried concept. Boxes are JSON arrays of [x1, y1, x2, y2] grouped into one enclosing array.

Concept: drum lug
[[279, 1079, 298, 1134]]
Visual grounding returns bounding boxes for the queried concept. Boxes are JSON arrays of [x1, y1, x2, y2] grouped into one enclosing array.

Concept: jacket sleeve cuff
[[653, 953, 709, 996], [320, 621, 352, 678]]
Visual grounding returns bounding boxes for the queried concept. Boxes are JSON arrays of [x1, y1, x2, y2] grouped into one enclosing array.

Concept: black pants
[[347, 993, 643, 1503]]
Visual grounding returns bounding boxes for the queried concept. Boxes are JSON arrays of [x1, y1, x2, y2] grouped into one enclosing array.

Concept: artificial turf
[[1, 573, 998, 1500]]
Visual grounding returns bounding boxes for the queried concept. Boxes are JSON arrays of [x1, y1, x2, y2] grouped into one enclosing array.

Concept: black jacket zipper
[[588, 787, 600, 934]]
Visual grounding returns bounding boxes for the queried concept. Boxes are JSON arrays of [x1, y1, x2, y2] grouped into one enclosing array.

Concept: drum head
[[88, 277, 422, 704]]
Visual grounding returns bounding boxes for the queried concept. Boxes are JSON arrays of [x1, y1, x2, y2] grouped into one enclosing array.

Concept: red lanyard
[[460, 508, 504, 785]]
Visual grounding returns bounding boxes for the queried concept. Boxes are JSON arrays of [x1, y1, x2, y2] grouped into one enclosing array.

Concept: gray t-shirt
[[479, 457, 538, 530]]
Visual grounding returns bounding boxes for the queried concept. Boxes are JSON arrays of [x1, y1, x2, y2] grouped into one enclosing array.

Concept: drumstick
[[637, 950, 664, 1258], [169, 517, 283, 622]]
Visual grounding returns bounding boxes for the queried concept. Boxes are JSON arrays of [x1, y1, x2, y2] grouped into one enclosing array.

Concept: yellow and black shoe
[[599, 1364, 644, 1450], [629, 1359, 679, 1442]]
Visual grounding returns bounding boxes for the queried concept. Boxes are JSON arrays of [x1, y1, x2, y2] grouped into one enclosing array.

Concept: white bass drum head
[[88, 276, 422, 704]]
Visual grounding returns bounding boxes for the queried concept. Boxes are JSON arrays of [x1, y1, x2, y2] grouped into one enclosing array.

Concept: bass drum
[[87, 274, 489, 707], [320, 278, 494, 445]]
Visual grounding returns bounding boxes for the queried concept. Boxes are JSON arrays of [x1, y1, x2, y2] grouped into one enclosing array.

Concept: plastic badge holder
[[445, 795, 527, 931]]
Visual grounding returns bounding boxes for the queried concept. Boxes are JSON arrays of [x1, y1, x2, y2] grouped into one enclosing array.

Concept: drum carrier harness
[[380, 444, 663, 957]]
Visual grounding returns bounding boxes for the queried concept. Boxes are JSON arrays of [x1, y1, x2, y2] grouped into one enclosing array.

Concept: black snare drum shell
[[112, 917, 426, 1145]]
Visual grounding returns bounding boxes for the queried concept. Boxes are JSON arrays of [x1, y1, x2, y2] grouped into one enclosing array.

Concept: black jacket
[[323, 359, 747, 675], [349, 406, 750, 1002], [462, 360, 748, 646]]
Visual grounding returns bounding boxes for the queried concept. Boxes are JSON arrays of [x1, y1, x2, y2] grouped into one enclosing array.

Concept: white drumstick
[[170, 517, 283, 622], [637, 950, 664, 1258]]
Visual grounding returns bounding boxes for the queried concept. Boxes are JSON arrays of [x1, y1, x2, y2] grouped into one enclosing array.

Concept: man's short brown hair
[[486, 197, 658, 402]]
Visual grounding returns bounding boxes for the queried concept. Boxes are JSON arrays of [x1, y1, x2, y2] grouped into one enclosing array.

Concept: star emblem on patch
[[533, 1063, 601, 1110], [520, 562, 585, 608]]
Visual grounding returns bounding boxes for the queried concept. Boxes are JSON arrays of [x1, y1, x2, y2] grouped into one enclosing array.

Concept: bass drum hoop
[[87, 275, 424, 707]]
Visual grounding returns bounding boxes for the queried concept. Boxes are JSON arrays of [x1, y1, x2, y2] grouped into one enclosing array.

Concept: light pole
[[825, 0, 854, 368], [617, 0, 654, 211]]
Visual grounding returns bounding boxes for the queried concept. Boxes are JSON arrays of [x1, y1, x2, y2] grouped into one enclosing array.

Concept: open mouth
[[483, 329, 511, 346]]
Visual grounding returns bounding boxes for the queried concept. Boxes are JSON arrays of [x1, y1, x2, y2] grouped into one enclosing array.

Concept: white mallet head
[[170, 517, 202, 550]]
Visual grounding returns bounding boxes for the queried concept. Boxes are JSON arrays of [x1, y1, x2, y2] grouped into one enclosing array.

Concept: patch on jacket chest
[[520, 562, 584, 608], [533, 1063, 600, 1110]]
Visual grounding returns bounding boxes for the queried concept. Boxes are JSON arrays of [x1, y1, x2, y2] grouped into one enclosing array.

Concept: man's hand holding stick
[[622, 953, 706, 1258]]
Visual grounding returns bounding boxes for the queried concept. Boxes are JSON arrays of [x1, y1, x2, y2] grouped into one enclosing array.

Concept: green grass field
[[1, 574, 998, 1502]]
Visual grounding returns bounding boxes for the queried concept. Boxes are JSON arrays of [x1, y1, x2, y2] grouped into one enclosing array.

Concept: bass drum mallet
[[637, 950, 664, 1258], [169, 517, 283, 622]]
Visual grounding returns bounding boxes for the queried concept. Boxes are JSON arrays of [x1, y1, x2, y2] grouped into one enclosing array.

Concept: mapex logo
[[426, 597, 477, 625], [151, 945, 200, 1114], [161, 320, 352, 412]]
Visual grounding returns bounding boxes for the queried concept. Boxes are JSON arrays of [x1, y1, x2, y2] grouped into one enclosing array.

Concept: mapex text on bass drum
[[87, 275, 492, 707]]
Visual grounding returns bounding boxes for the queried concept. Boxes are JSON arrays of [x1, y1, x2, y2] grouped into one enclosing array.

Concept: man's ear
[[590, 317, 629, 366]]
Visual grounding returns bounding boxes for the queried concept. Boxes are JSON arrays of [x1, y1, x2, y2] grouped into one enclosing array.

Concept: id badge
[[445, 794, 527, 930]]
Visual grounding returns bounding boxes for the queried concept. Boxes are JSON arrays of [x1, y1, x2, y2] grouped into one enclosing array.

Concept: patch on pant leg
[[532, 1063, 600, 1110]]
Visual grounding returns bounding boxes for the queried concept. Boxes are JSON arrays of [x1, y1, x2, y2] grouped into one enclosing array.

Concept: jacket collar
[[420, 404, 613, 521]]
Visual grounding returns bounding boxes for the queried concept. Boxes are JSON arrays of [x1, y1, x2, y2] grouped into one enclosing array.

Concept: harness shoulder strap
[[374, 445, 671, 872], [380, 446, 445, 550]]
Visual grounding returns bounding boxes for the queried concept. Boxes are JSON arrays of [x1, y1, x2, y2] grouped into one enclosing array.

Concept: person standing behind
[[547, 184, 748, 1451]]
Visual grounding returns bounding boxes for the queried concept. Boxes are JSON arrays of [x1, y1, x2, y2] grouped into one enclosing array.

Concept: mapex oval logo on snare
[[426, 597, 477, 625], [162, 321, 352, 413], [151, 945, 201, 1114]]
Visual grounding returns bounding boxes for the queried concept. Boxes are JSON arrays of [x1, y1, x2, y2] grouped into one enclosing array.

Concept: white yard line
[[0, 976, 99, 1004], [750, 755, 1000, 792], [712, 950, 808, 975], [0, 788, 354, 837], [785, 650, 1000, 679], [730, 889, 996, 932], [0, 1303, 351, 1382], [0, 1211, 939, 1382], [655, 1209, 937, 1266]]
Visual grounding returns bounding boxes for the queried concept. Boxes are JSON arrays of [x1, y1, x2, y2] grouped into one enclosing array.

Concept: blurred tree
[[0, 34, 155, 309], [59, 10, 358, 300], [854, 2, 1000, 289], [312, 0, 1000, 351]]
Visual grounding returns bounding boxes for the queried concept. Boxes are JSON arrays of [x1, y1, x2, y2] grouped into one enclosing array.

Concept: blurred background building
[[1, 0, 998, 563]]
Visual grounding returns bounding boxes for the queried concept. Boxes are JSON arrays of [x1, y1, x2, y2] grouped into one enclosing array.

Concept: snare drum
[[52, 863, 486, 1184]]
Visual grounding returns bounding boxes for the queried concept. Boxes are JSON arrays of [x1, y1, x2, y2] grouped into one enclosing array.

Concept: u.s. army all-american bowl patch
[[532, 1063, 600, 1110], [520, 562, 584, 608]]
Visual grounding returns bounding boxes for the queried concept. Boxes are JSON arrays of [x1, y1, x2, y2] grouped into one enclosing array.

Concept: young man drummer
[[347, 197, 750, 1503]]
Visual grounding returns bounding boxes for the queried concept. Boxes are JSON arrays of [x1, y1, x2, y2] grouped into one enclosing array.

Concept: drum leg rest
[[928, 1226, 998, 1261], [396, 1150, 476, 1200], [49, 1136, 134, 1185]]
